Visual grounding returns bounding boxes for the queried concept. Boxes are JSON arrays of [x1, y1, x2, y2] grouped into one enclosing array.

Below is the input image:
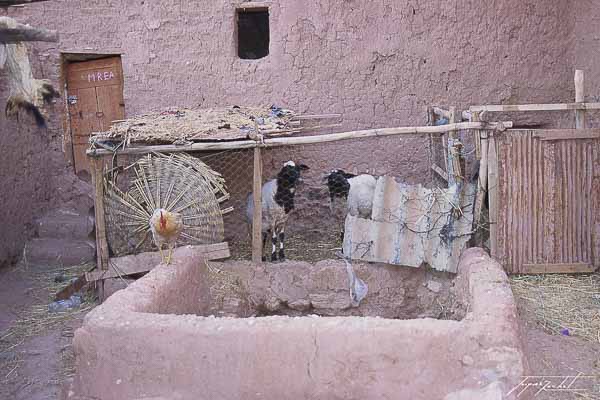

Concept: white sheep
[[324, 169, 377, 246], [325, 169, 377, 218]]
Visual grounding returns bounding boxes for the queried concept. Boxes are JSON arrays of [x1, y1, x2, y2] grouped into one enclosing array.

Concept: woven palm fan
[[103, 152, 232, 256]]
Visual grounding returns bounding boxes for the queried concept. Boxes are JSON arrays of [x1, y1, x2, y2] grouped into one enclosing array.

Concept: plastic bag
[[337, 251, 368, 307]]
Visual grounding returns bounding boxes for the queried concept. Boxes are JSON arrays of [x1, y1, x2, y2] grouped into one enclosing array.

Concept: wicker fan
[[104, 152, 232, 257]]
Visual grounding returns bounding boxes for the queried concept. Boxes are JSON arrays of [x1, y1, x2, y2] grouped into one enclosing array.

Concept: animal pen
[[83, 105, 514, 289], [83, 69, 600, 291], [81, 110, 530, 399]]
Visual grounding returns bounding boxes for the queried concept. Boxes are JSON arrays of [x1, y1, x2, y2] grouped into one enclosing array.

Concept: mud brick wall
[[1, 0, 599, 261], [0, 91, 52, 267]]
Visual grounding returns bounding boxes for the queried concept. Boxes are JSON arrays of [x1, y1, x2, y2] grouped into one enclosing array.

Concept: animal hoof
[[270, 254, 278, 262]]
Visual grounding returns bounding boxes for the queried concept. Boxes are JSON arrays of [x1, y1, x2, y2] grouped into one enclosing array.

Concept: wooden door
[[66, 57, 125, 175], [494, 130, 599, 273]]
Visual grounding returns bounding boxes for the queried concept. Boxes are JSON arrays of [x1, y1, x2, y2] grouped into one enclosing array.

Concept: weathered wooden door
[[66, 56, 125, 175], [494, 130, 599, 273]]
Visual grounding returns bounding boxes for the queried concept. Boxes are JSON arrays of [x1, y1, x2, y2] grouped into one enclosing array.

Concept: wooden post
[[473, 111, 482, 160], [251, 144, 263, 262], [575, 70, 585, 129], [487, 132, 499, 258], [448, 106, 456, 139], [473, 113, 489, 227], [446, 107, 464, 185], [447, 137, 456, 187], [90, 156, 109, 300]]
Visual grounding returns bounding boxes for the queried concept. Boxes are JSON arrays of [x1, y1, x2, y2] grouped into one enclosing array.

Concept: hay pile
[[511, 274, 600, 343], [90, 105, 297, 146], [0, 263, 97, 382]]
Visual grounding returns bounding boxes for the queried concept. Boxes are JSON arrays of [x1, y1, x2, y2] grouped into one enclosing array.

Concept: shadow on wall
[[0, 99, 53, 267]]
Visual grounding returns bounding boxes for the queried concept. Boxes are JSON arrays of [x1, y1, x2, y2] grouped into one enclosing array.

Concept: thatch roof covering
[[90, 105, 299, 146]]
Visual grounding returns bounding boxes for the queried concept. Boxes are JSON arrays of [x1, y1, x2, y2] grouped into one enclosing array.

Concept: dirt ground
[[0, 261, 598, 400], [514, 296, 600, 400], [0, 262, 93, 400]]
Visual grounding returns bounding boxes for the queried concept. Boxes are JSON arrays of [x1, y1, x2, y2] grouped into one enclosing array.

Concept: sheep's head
[[323, 169, 355, 201], [277, 161, 309, 189]]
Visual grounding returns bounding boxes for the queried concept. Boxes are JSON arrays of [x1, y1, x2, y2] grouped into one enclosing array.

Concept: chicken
[[149, 208, 184, 265]]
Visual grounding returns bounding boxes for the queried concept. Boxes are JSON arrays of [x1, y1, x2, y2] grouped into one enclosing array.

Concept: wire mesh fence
[[99, 127, 484, 263]]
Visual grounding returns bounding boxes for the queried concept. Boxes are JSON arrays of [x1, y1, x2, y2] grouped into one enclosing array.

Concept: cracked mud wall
[[1, 0, 595, 256], [0, 95, 52, 267], [0, 45, 91, 267], [9, 1, 579, 170]]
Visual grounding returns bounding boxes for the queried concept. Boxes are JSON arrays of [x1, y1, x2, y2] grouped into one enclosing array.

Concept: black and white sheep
[[325, 169, 377, 218], [246, 161, 310, 262], [324, 169, 377, 244]]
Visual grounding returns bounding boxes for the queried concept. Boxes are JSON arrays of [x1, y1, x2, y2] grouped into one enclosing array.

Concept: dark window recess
[[237, 9, 269, 59]]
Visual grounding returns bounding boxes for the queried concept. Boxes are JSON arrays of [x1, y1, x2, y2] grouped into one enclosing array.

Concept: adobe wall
[[2, 0, 595, 262], [7, 0, 579, 178], [0, 99, 52, 267], [572, 1, 600, 126], [0, 47, 70, 266]]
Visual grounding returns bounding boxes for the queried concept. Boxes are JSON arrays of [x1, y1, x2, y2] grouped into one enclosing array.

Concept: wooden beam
[[90, 157, 109, 300], [470, 102, 600, 113], [427, 106, 435, 126], [533, 129, 600, 140], [447, 107, 456, 137], [487, 133, 499, 258], [235, 2, 270, 10], [520, 263, 596, 274], [473, 115, 488, 227], [0, 0, 51, 6], [447, 138, 457, 187], [90, 158, 109, 272], [431, 164, 448, 181], [473, 111, 481, 159], [252, 146, 263, 263], [294, 113, 342, 120], [85, 243, 231, 282], [86, 121, 514, 157], [575, 70, 586, 129], [0, 25, 58, 43]]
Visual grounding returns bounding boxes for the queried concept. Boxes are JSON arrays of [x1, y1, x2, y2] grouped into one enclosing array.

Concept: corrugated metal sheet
[[343, 176, 475, 273], [496, 130, 598, 273]]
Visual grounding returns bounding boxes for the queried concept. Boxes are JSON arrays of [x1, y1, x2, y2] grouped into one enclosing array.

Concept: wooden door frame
[[60, 52, 123, 175]]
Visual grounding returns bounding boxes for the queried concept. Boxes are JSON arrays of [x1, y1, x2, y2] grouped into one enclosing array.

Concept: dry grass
[[0, 262, 98, 383], [228, 230, 343, 263], [91, 106, 297, 145], [510, 273, 600, 343]]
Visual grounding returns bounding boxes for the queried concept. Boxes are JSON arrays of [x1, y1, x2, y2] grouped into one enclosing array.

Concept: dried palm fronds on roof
[[103, 152, 232, 256], [91, 105, 299, 146]]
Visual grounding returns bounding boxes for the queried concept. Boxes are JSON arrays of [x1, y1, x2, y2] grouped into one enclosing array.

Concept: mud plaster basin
[[67, 248, 525, 400]]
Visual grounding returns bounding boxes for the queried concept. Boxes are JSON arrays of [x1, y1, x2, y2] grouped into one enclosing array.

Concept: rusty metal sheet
[[343, 176, 475, 273], [496, 130, 598, 273]]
